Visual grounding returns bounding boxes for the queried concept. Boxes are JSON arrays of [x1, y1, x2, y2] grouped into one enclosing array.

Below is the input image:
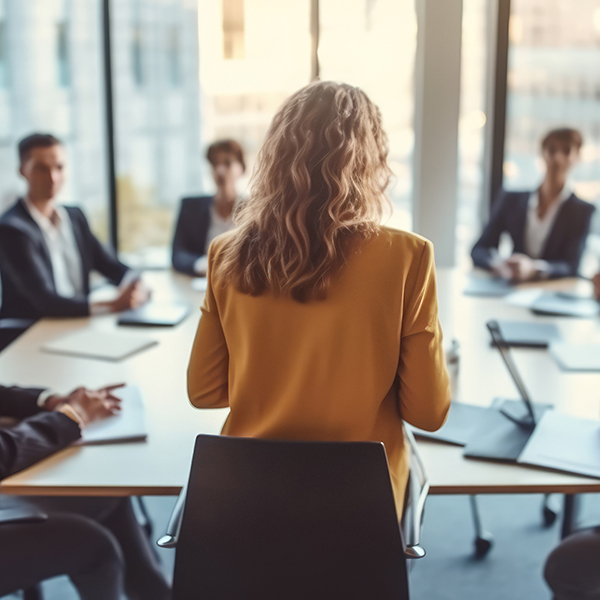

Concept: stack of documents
[[42, 330, 157, 362]]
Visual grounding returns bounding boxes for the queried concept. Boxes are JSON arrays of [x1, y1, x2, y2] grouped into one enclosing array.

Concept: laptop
[[463, 320, 551, 462], [118, 304, 190, 327]]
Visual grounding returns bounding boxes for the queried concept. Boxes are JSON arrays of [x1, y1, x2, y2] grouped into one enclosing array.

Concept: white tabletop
[[1, 268, 600, 496]]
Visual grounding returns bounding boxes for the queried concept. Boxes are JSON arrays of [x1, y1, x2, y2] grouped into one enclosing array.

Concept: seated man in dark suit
[[0, 133, 150, 319], [0, 383, 170, 599], [172, 139, 245, 276], [471, 128, 594, 281]]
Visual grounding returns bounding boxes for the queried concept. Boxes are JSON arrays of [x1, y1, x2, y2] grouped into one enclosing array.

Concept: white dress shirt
[[24, 198, 84, 298], [193, 205, 235, 275], [524, 185, 571, 259]]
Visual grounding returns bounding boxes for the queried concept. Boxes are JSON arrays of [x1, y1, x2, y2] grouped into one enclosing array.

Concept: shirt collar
[[24, 197, 69, 233], [529, 184, 572, 210]]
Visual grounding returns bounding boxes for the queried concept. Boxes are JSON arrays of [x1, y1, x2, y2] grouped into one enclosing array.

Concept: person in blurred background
[[0, 133, 150, 320], [471, 128, 594, 282], [171, 139, 245, 276], [0, 382, 170, 599]]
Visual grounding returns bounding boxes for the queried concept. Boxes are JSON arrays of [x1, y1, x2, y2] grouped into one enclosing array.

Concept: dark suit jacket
[[0, 385, 80, 480], [171, 196, 214, 276], [471, 190, 595, 278], [0, 199, 129, 319]]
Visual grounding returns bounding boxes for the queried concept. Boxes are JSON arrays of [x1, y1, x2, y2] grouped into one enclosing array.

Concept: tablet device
[[118, 304, 190, 327]]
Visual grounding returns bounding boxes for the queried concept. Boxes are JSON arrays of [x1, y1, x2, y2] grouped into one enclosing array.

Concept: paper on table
[[518, 411, 600, 478], [496, 320, 561, 348], [463, 276, 513, 297], [75, 385, 147, 445], [550, 342, 600, 372], [531, 293, 600, 318], [504, 288, 544, 308], [42, 330, 157, 362], [191, 277, 208, 292]]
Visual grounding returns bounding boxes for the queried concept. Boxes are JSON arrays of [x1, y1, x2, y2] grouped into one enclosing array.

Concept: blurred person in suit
[[471, 128, 594, 282], [0, 383, 170, 599], [171, 139, 245, 276], [0, 133, 150, 320]]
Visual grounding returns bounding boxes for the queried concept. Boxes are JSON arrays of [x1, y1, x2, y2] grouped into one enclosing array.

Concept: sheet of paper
[[75, 385, 147, 445], [496, 320, 561, 347], [518, 411, 600, 478], [531, 293, 600, 318], [550, 342, 600, 372], [463, 276, 513, 297], [42, 330, 157, 362], [504, 288, 544, 308], [191, 277, 208, 292]]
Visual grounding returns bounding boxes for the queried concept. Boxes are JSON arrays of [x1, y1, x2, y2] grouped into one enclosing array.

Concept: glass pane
[[198, 0, 312, 194], [111, 0, 202, 262], [457, 0, 490, 262], [504, 0, 600, 201], [0, 0, 109, 240], [319, 0, 417, 231]]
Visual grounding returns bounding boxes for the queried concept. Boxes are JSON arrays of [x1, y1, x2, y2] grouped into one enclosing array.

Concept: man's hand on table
[[45, 384, 124, 428]]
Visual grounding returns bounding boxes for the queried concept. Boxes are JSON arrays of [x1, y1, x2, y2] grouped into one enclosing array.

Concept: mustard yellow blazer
[[188, 226, 451, 512]]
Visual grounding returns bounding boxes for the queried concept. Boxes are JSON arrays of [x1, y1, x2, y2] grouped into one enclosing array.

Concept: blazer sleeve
[[172, 201, 209, 276], [0, 226, 90, 317], [471, 191, 511, 270], [0, 386, 45, 419], [187, 243, 229, 408], [0, 411, 81, 480], [397, 240, 451, 432], [544, 203, 595, 278], [74, 209, 129, 285]]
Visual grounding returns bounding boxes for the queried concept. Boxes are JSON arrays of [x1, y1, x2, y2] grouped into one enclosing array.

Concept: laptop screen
[[486, 320, 537, 425]]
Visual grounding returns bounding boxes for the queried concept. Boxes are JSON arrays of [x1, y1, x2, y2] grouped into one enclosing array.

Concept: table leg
[[561, 494, 580, 539]]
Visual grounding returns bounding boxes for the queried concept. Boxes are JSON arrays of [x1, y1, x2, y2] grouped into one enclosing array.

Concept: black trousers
[[545, 527, 600, 600], [0, 496, 171, 600]]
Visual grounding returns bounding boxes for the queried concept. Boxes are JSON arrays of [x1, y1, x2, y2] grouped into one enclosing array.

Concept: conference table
[[2, 268, 600, 519]]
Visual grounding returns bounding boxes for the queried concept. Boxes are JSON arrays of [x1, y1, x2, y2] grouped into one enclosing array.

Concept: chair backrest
[[172, 434, 409, 600]]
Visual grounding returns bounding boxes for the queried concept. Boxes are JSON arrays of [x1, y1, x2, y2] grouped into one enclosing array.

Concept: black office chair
[[158, 430, 428, 600]]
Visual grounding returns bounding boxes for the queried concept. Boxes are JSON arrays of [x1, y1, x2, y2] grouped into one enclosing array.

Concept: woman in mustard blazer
[[187, 81, 451, 513]]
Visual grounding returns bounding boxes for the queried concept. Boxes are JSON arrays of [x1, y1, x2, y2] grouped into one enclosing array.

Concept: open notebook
[[75, 385, 147, 445], [42, 330, 157, 362], [517, 411, 600, 478]]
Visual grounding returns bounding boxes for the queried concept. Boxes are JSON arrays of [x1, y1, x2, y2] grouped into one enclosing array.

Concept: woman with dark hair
[[186, 81, 450, 512], [471, 128, 594, 281], [171, 139, 246, 276]]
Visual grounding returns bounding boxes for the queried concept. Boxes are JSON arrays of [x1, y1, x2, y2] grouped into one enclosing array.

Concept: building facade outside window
[[0, 0, 109, 240], [112, 0, 202, 260]]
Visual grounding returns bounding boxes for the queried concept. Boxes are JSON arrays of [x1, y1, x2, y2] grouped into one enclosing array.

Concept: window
[[0, 0, 109, 240], [57, 20, 70, 87], [0, 1, 8, 89], [504, 0, 600, 201], [456, 0, 490, 261], [319, 0, 417, 231], [167, 25, 182, 86], [112, 0, 202, 260], [198, 0, 311, 196], [223, 0, 245, 60]]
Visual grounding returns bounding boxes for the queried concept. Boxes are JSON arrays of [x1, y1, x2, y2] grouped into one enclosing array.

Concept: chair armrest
[[0, 319, 35, 331], [402, 425, 429, 559], [156, 485, 187, 548]]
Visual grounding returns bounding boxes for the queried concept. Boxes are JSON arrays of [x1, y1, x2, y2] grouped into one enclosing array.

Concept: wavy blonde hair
[[216, 81, 392, 302]]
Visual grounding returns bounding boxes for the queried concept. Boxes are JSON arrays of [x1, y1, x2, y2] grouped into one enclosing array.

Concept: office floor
[[4, 493, 599, 599]]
